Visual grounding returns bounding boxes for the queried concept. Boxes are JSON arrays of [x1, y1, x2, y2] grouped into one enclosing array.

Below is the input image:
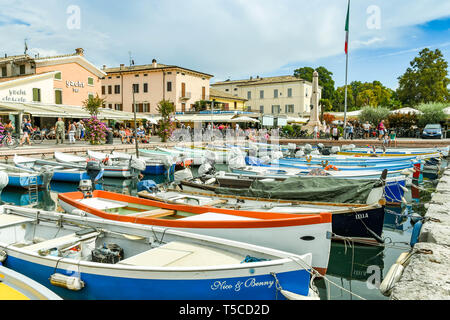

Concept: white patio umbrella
[[390, 107, 423, 115]]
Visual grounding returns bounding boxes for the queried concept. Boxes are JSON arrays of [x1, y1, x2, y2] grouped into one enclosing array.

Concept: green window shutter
[[88, 77, 94, 85], [33, 88, 41, 102], [55, 90, 62, 104], [55, 72, 62, 80]]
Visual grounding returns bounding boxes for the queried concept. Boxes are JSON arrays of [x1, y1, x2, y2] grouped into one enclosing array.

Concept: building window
[[234, 88, 237, 91], [19, 65, 25, 75], [234, 102, 237, 110], [143, 103, 150, 112], [32, 88, 41, 102], [285, 104, 294, 113], [287, 88, 292, 97], [247, 91, 251, 100], [109, 104, 112, 109], [260, 105, 264, 113], [225, 89, 229, 92], [260, 90, 264, 99], [144, 74, 148, 77], [1, 67, 6, 77], [114, 85, 120, 94], [271, 105, 280, 114], [133, 84, 139, 93], [114, 104, 123, 111], [143, 83, 148, 93], [274, 89, 278, 98], [167, 81, 172, 92], [101, 86, 106, 95], [55, 90, 63, 105], [135, 74, 139, 77], [54, 72, 62, 80], [108, 85, 112, 94], [88, 77, 94, 86], [305, 88, 308, 97]]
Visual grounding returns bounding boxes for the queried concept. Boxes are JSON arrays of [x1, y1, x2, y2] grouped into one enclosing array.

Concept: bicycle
[[0, 132, 19, 149]]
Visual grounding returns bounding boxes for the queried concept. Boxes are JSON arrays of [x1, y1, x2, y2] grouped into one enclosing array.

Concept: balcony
[[179, 91, 191, 101]]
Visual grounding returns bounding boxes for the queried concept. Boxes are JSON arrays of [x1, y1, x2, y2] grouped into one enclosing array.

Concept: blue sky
[[0, 0, 449, 90]]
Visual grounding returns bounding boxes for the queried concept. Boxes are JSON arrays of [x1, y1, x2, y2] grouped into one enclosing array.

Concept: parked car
[[421, 124, 443, 139]]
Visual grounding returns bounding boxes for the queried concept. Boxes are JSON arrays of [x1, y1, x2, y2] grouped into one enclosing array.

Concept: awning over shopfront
[[0, 101, 139, 121], [286, 116, 309, 124]]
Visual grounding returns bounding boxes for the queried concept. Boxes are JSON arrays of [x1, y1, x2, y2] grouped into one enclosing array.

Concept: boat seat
[[204, 199, 228, 206], [77, 198, 128, 210], [126, 208, 175, 219], [0, 214, 33, 228], [118, 241, 243, 267], [23, 231, 99, 252]]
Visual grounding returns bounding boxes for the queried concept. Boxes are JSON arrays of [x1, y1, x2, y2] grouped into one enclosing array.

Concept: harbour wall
[[390, 167, 450, 300]]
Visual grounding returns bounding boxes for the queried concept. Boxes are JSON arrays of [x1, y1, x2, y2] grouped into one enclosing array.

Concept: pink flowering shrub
[[83, 116, 107, 145]]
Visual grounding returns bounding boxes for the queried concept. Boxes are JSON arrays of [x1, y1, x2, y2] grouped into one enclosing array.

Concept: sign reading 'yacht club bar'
[[66, 80, 85, 93]]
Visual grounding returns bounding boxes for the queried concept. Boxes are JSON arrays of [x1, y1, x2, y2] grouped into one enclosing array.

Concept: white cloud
[[0, 0, 449, 82]]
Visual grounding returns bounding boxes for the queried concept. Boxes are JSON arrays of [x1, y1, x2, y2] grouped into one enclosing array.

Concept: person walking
[[75, 121, 82, 140], [55, 117, 65, 144], [68, 120, 76, 144], [378, 120, 386, 140], [348, 122, 354, 140], [19, 118, 32, 146], [363, 121, 371, 139], [332, 125, 339, 141]]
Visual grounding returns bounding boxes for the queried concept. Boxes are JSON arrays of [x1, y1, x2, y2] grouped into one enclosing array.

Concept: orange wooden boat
[[58, 190, 332, 275]]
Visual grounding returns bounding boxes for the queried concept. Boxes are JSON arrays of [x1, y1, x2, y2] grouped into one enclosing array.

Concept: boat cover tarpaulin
[[215, 176, 378, 204]]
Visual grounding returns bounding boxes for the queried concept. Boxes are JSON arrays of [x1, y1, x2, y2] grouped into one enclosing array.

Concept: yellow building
[[209, 88, 248, 111]]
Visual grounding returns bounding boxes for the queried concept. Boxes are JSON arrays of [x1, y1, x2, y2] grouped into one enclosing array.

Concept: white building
[[211, 75, 322, 118]]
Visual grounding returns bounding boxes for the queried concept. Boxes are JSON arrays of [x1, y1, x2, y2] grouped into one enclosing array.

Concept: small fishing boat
[[338, 147, 446, 158], [0, 205, 318, 300], [149, 147, 205, 166], [212, 171, 409, 204], [174, 175, 387, 244], [174, 147, 229, 164], [86, 150, 134, 178], [57, 189, 332, 275], [0, 163, 44, 189], [0, 265, 62, 300], [110, 151, 177, 175], [13, 155, 101, 183]]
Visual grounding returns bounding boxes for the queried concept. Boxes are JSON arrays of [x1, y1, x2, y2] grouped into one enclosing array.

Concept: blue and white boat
[[13, 155, 102, 183], [0, 205, 318, 300], [274, 158, 417, 172], [110, 151, 176, 175], [0, 162, 44, 189]]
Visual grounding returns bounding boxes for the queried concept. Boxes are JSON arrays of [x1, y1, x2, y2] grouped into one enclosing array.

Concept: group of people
[[318, 120, 397, 146], [118, 125, 152, 144], [54, 118, 86, 144]]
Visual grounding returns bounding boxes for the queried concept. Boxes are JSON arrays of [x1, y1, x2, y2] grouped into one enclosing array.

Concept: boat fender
[[324, 165, 339, 171], [410, 220, 422, 247], [50, 273, 84, 291], [72, 209, 86, 217], [281, 289, 320, 300], [0, 250, 7, 263], [379, 263, 404, 296]]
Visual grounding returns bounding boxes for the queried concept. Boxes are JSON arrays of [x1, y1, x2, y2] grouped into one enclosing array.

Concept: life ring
[[325, 165, 339, 171]]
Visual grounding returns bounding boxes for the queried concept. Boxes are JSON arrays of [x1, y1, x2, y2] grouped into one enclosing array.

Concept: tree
[[82, 94, 105, 117], [193, 100, 208, 112], [157, 100, 176, 142], [358, 106, 391, 127], [294, 66, 335, 101], [416, 102, 448, 128], [397, 48, 450, 106]]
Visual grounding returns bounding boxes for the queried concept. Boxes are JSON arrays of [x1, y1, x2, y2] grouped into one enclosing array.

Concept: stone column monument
[[304, 70, 323, 134]]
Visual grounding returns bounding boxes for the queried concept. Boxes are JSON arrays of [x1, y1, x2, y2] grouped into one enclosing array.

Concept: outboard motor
[[40, 165, 55, 190], [86, 160, 103, 190], [129, 158, 147, 179]]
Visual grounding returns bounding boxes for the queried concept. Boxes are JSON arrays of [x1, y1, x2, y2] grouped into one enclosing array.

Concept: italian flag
[[344, 0, 350, 54]]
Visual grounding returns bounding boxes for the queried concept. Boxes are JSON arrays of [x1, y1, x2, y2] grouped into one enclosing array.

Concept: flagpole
[[343, 0, 350, 139]]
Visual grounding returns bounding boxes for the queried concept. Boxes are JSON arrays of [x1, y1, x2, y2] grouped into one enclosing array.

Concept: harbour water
[[0, 162, 442, 300]]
